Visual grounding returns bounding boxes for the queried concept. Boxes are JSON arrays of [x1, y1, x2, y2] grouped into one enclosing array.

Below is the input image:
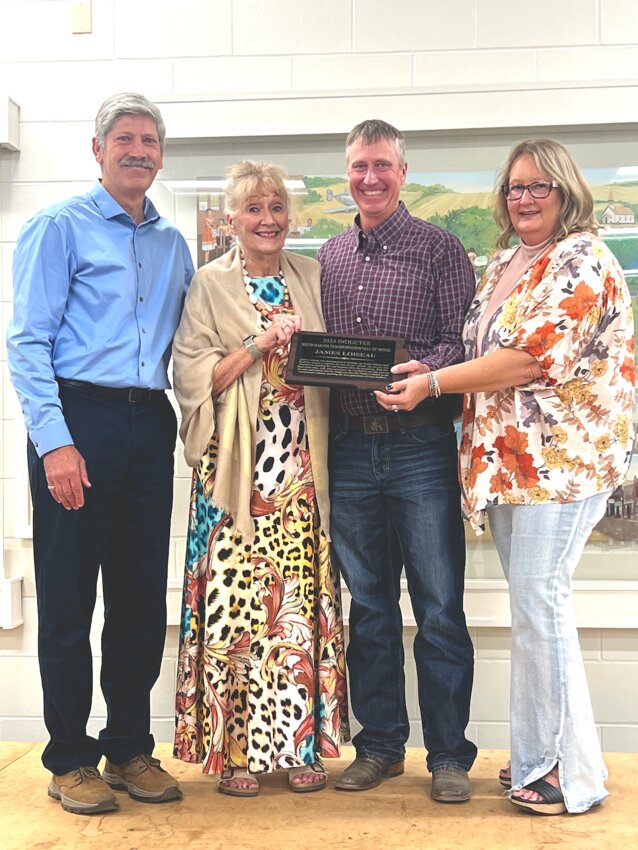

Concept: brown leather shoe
[[431, 767, 471, 802], [48, 766, 119, 815], [102, 755, 182, 803], [334, 755, 404, 791]]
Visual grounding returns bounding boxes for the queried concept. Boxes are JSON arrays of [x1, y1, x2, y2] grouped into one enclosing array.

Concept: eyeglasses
[[502, 181, 560, 201]]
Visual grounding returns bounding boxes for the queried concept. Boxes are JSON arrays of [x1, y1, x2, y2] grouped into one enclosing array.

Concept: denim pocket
[[403, 423, 451, 446]]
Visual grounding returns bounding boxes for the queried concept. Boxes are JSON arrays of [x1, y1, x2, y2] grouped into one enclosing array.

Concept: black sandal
[[511, 778, 566, 815], [498, 762, 511, 789]]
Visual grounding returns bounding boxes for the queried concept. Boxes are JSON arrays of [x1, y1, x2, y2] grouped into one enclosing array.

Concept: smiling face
[[92, 114, 163, 209], [346, 138, 407, 232], [228, 192, 289, 272], [506, 153, 562, 246]]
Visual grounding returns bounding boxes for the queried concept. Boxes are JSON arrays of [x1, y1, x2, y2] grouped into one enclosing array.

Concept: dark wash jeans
[[28, 383, 177, 775], [329, 420, 477, 772]]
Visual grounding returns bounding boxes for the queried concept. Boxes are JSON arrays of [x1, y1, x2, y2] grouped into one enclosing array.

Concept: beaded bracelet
[[426, 370, 442, 398]]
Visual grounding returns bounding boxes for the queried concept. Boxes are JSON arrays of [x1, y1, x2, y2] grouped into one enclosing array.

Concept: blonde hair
[[224, 160, 289, 217], [494, 138, 598, 250]]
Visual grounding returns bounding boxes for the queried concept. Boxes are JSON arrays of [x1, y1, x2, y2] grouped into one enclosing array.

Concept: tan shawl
[[172, 245, 330, 542]]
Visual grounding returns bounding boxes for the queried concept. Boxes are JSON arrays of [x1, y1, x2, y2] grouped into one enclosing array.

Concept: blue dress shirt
[[7, 181, 194, 457]]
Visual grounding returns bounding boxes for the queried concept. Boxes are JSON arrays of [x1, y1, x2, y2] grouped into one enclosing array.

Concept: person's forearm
[[211, 347, 259, 396], [436, 347, 541, 394]]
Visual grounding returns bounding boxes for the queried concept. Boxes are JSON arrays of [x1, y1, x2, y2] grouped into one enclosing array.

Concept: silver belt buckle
[[363, 415, 388, 434]]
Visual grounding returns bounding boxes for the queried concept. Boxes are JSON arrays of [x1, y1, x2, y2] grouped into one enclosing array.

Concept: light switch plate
[[72, 0, 92, 34]]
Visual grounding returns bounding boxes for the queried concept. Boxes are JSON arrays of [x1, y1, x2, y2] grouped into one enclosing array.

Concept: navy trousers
[[27, 383, 177, 775]]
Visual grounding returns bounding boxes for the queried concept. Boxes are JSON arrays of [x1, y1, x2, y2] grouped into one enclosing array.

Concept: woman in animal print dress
[[172, 160, 349, 796]]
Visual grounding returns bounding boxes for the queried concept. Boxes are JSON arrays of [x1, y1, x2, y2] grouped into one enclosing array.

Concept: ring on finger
[[47, 485, 56, 490], [392, 404, 398, 413]]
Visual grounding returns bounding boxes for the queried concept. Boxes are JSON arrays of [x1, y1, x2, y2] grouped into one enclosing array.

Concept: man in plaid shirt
[[318, 119, 477, 801]]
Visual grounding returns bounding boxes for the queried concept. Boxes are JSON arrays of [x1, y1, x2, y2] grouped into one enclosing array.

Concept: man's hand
[[390, 358, 429, 377], [43, 445, 91, 510]]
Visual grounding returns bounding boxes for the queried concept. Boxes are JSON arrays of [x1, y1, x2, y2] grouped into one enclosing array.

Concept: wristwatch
[[242, 334, 263, 360]]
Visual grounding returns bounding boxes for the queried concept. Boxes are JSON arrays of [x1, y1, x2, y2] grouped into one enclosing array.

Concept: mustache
[[118, 156, 155, 169]]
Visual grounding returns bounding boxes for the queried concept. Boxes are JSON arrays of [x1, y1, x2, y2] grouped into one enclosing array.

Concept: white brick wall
[[1, 0, 638, 750]]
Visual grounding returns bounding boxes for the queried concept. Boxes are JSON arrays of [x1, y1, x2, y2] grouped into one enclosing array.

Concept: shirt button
[[141, 361, 145, 367], [365, 256, 370, 262], [356, 317, 362, 323], [139, 296, 144, 302], [358, 285, 363, 291], [142, 328, 147, 334], [138, 262, 142, 268], [383, 245, 388, 251]]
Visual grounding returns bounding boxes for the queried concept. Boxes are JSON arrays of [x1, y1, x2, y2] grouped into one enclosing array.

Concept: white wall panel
[[477, 0, 596, 49], [601, 0, 638, 45], [601, 726, 638, 751], [174, 56, 292, 96], [0, 0, 114, 63], [354, 0, 475, 53], [115, 0, 232, 59], [0, 61, 174, 123], [414, 50, 535, 87], [585, 663, 638, 723], [3, 123, 95, 184], [293, 54, 412, 91], [537, 46, 638, 82], [233, 0, 352, 56]]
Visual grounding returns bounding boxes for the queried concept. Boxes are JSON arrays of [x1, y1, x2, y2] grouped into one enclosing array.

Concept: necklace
[[240, 252, 290, 320]]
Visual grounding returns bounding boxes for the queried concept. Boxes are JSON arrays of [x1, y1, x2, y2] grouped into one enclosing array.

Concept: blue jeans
[[329, 420, 477, 772], [488, 493, 610, 813]]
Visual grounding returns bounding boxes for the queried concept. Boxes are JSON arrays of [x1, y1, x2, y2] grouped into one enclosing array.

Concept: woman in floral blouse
[[375, 139, 635, 815]]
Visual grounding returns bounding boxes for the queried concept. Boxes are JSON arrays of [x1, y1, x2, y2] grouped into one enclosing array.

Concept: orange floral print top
[[460, 231, 636, 533]]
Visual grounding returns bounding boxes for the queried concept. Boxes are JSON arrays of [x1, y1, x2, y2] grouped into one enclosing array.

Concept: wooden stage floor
[[0, 743, 636, 849]]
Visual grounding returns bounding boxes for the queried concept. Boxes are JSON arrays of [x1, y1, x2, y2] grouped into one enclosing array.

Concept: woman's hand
[[374, 371, 430, 412], [255, 313, 302, 354], [374, 359, 430, 412]]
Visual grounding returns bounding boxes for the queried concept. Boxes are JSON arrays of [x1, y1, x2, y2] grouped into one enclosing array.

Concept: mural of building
[[602, 191, 636, 225]]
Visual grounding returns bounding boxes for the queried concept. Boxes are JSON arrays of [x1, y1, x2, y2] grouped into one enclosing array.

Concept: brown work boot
[[102, 755, 182, 803], [48, 766, 119, 815], [334, 755, 405, 791], [431, 766, 471, 802]]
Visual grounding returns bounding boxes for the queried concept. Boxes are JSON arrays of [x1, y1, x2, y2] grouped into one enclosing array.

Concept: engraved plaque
[[286, 331, 408, 389]]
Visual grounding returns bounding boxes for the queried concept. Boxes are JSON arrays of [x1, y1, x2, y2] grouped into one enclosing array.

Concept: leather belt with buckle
[[344, 409, 447, 434], [56, 378, 165, 403]]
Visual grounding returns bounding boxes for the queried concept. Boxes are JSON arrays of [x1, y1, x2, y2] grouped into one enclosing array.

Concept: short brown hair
[[345, 119, 406, 168]]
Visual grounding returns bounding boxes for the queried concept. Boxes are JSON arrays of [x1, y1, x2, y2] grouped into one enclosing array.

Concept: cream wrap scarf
[[172, 245, 331, 542]]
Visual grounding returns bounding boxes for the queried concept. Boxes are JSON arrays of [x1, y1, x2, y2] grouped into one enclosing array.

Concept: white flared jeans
[[487, 492, 610, 813]]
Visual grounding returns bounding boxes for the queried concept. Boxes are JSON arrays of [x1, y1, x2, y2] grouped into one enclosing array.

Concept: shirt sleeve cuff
[[29, 421, 75, 458]]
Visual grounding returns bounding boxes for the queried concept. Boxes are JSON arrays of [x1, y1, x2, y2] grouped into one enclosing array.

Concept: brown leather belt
[[57, 378, 165, 403], [341, 409, 448, 435]]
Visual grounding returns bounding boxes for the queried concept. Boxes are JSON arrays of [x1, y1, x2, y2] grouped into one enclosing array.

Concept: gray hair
[[494, 138, 598, 250], [224, 160, 289, 217], [94, 93, 166, 153], [345, 119, 406, 168]]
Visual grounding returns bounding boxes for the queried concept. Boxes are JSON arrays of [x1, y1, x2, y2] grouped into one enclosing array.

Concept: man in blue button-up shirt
[[7, 93, 194, 816]]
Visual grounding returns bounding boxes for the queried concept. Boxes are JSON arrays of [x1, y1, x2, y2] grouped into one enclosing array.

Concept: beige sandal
[[218, 767, 259, 797], [288, 761, 327, 793]]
